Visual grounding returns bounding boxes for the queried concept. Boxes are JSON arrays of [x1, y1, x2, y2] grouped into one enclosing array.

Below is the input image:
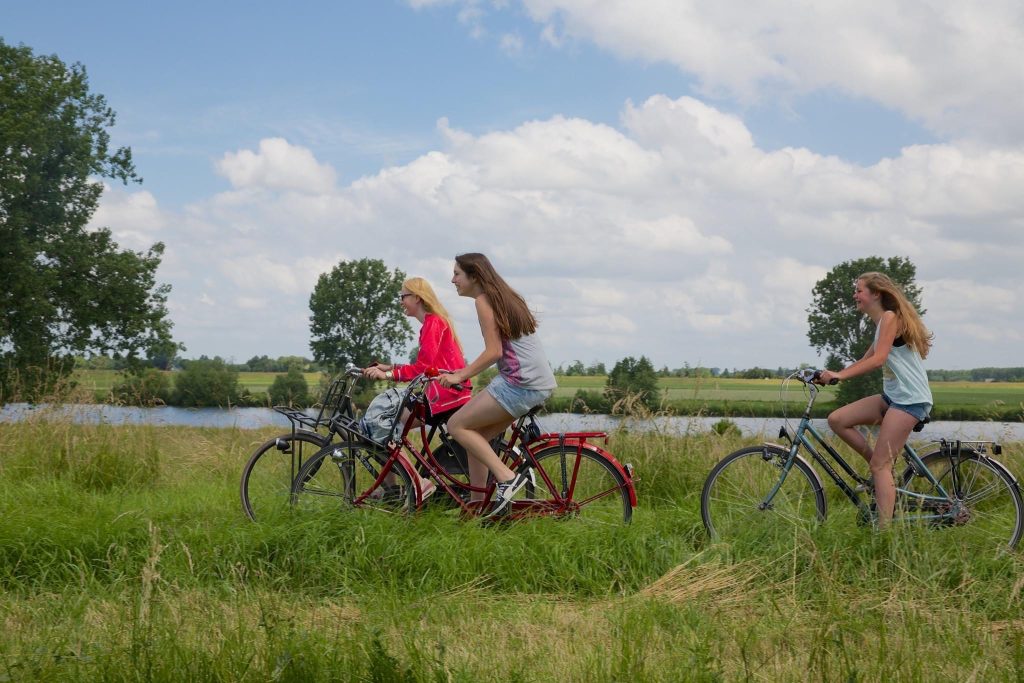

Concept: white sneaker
[[487, 471, 530, 517]]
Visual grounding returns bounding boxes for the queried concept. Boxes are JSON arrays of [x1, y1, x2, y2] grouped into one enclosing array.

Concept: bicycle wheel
[[523, 444, 632, 524], [290, 441, 416, 514], [240, 430, 328, 521], [899, 449, 1023, 550], [701, 445, 826, 542]]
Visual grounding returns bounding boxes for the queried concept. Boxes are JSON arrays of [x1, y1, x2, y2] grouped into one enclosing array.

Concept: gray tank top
[[498, 332, 557, 390]]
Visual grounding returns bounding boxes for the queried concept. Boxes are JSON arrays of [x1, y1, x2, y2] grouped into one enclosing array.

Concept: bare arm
[[439, 295, 502, 387], [819, 311, 897, 383], [362, 362, 392, 381]]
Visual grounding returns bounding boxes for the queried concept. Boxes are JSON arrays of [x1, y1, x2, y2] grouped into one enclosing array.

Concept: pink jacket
[[393, 314, 472, 414]]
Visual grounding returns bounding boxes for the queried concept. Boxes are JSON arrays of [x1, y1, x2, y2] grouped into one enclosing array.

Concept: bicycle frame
[[269, 367, 363, 483], [768, 373, 989, 525]]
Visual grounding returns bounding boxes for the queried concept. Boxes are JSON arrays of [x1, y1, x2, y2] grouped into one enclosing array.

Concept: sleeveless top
[[874, 323, 932, 407], [497, 331, 557, 391]]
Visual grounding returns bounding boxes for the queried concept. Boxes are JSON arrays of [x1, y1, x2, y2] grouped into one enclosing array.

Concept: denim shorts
[[882, 393, 932, 423], [486, 375, 553, 418]]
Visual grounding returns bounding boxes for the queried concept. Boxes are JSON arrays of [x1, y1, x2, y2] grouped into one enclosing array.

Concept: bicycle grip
[[427, 367, 465, 391]]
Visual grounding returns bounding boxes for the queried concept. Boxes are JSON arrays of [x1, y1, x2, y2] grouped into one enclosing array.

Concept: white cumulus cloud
[[216, 137, 337, 194], [101, 93, 1024, 368]]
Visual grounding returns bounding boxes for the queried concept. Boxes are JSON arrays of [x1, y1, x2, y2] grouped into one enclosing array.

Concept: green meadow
[[2, 416, 1024, 681], [551, 376, 1024, 420]]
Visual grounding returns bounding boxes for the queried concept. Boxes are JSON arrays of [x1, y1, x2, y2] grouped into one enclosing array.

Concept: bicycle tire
[[290, 440, 416, 514], [240, 430, 328, 521], [523, 444, 632, 524], [701, 445, 826, 542], [899, 449, 1023, 550]]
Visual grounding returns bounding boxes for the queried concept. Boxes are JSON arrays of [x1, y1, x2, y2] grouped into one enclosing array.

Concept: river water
[[2, 403, 1023, 442]]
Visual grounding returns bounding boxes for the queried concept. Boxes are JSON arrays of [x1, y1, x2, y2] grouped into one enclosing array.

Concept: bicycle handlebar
[[422, 367, 466, 391], [792, 368, 839, 386]]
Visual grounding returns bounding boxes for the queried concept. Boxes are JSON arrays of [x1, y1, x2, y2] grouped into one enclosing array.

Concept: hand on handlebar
[[437, 369, 467, 390], [362, 364, 390, 381], [814, 370, 840, 385]]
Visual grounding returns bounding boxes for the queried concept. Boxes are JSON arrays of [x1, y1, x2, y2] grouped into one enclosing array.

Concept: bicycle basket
[[359, 387, 405, 443]]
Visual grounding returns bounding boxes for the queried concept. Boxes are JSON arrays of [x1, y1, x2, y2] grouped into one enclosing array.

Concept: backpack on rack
[[359, 387, 406, 444]]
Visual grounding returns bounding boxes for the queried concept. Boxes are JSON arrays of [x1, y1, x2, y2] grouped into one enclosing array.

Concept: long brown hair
[[403, 277, 463, 352], [455, 253, 537, 340], [858, 271, 933, 359]]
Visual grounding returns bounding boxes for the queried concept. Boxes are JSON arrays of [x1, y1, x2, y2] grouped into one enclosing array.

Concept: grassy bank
[[2, 418, 1024, 680]]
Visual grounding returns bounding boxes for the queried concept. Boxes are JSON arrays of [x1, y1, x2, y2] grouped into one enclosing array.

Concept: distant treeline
[[77, 354, 322, 373], [556, 362, 1024, 382], [80, 354, 1024, 383], [926, 368, 1024, 382]]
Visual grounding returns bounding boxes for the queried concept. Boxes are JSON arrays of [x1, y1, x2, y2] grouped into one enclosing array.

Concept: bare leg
[[871, 408, 919, 527], [827, 395, 887, 464], [384, 408, 420, 486], [447, 391, 517, 497]]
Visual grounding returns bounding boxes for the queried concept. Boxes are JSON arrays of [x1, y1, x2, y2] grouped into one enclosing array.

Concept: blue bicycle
[[701, 369, 1023, 550]]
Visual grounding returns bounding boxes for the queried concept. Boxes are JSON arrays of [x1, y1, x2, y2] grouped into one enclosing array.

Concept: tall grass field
[[2, 413, 1023, 681]]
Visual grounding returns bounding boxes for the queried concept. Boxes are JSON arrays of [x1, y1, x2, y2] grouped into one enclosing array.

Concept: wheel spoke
[[240, 432, 326, 521], [702, 446, 824, 543], [901, 451, 1023, 550], [290, 442, 415, 514], [525, 446, 632, 524]]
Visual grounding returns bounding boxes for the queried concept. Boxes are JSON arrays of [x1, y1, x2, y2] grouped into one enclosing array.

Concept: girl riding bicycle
[[818, 271, 933, 528], [363, 277, 472, 497], [363, 277, 472, 418], [439, 253, 557, 515]]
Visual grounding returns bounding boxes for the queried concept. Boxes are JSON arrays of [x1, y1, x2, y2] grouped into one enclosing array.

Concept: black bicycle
[[239, 367, 361, 520], [240, 366, 471, 520], [700, 369, 1023, 550]]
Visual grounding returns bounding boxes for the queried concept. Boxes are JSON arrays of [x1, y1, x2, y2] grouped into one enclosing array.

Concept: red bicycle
[[289, 369, 637, 523]]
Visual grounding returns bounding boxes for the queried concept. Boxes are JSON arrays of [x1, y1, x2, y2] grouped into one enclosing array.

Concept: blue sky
[[5, 1, 1022, 370]]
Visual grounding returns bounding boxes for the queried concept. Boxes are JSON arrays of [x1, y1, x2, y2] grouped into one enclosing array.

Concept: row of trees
[[927, 368, 1024, 382], [110, 360, 311, 408]]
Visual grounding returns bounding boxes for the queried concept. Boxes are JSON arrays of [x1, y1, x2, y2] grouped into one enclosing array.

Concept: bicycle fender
[[978, 455, 1021, 488], [909, 450, 1022, 490], [531, 437, 638, 507]]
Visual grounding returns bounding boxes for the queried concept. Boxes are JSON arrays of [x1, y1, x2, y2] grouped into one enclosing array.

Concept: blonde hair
[[454, 253, 537, 340], [858, 271, 933, 359], [404, 277, 463, 352]]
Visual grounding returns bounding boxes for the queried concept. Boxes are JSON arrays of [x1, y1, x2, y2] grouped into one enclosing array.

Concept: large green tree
[[807, 256, 924, 405], [0, 40, 176, 401], [308, 258, 413, 371]]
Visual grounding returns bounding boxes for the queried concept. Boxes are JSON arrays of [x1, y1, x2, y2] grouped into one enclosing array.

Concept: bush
[[171, 358, 241, 407], [268, 366, 310, 407], [711, 418, 741, 437], [606, 356, 660, 411], [569, 389, 612, 413], [110, 368, 171, 406]]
